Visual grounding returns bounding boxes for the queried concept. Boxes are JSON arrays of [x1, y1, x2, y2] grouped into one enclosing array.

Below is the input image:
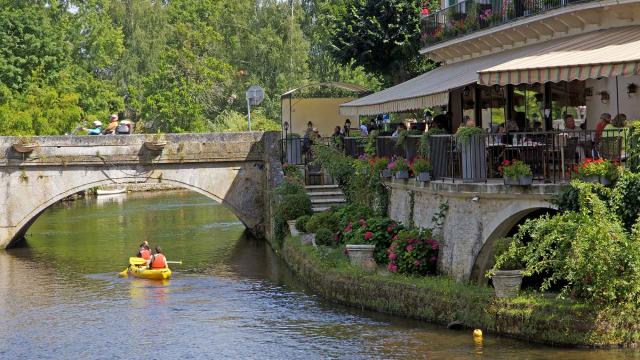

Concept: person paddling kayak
[[149, 246, 168, 269], [136, 241, 151, 261]]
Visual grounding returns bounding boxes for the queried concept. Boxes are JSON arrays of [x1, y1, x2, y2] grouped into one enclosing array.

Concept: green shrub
[[611, 171, 640, 232], [455, 126, 483, 144], [315, 228, 334, 246], [512, 189, 640, 306], [295, 215, 311, 233], [330, 203, 373, 229], [279, 193, 312, 221], [339, 217, 403, 263], [311, 143, 354, 188], [418, 128, 446, 158], [387, 228, 439, 275], [490, 237, 525, 271], [306, 211, 339, 234], [274, 180, 305, 196]]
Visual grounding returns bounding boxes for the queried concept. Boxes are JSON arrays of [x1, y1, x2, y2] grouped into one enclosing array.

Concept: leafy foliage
[[387, 228, 439, 275], [295, 215, 311, 233], [315, 228, 334, 246], [503, 185, 640, 305], [339, 217, 403, 263]]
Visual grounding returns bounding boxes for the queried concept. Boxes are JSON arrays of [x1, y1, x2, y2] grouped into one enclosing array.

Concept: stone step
[[307, 192, 346, 201], [306, 190, 344, 197], [310, 197, 346, 204], [312, 206, 332, 213], [304, 185, 341, 193]]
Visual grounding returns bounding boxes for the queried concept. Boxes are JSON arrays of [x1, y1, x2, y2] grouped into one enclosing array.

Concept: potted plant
[[499, 159, 533, 186], [575, 158, 619, 186], [389, 156, 410, 179], [144, 132, 167, 151], [345, 230, 376, 268], [455, 126, 486, 182], [487, 237, 525, 298], [412, 157, 432, 182], [12, 136, 37, 153], [278, 193, 313, 236], [370, 157, 391, 179]]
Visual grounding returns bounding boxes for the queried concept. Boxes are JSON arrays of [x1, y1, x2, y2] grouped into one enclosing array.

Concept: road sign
[[245, 85, 265, 131], [246, 85, 264, 106]]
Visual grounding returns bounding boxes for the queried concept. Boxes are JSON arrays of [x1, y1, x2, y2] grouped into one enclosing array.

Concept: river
[[0, 191, 637, 359]]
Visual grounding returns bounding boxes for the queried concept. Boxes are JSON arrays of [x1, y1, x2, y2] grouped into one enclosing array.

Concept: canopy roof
[[281, 82, 369, 98], [340, 26, 640, 116], [479, 26, 640, 86]]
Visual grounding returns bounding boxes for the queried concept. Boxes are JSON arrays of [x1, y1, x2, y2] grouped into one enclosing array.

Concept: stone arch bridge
[[388, 181, 561, 283], [0, 132, 282, 248]]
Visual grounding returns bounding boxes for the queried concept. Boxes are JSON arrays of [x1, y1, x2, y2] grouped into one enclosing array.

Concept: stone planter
[[518, 175, 533, 186], [380, 169, 392, 179], [346, 244, 376, 268], [143, 141, 167, 151], [300, 233, 315, 246], [394, 170, 409, 179], [12, 143, 36, 153], [503, 176, 519, 185], [582, 175, 610, 186], [492, 270, 523, 298], [287, 220, 299, 237], [598, 176, 611, 186], [416, 172, 431, 182]]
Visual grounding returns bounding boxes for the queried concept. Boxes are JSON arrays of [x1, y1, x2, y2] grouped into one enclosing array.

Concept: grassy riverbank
[[280, 236, 640, 347]]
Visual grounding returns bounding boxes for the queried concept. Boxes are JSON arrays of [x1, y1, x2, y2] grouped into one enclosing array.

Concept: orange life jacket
[[140, 249, 151, 260], [150, 253, 167, 269]]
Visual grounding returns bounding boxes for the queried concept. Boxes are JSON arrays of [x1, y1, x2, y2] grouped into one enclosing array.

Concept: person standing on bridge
[[82, 120, 103, 135], [149, 246, 168, 269]]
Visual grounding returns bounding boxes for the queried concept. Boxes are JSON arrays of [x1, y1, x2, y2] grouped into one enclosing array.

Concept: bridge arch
[[470, 200, 556, 283], [0, 132, 282, 249]]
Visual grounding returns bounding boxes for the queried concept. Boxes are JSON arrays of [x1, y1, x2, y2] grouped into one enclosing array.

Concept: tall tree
[[328, 0, 435, 85]]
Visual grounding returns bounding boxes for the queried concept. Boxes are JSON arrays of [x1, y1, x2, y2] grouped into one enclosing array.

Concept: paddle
[[167, 261, 182, 264], [118, 267, 129, 277]]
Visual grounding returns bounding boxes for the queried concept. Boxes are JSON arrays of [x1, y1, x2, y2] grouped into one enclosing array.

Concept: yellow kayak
[[126, 257, 171, 280], [129, 265, 172, 280]]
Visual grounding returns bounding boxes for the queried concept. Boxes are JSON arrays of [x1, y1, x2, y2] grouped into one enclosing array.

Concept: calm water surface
[[0, 191, 638, 359]]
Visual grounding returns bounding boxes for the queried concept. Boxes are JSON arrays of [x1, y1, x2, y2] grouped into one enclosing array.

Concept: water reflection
[[0, 191, 639, 359]]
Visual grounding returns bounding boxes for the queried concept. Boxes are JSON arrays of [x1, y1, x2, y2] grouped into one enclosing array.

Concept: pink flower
[[387, 226, 393, 233], [389, 252, 397, 260], [359, 218, 366, 227], [344, 222, 353, 233], [364, 231, 374, 241], [414, 260, 422, 266], [387, 263, 398, 273], [406, 245, 414, 252], [430, 239, 439, 250]]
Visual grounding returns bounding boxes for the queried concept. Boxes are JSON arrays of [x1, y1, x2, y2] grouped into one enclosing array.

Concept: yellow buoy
[[473, 329, 483, 338]]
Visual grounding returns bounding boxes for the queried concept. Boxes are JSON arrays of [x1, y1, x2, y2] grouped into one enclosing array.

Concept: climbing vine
[[408, 190, 415, 228], [431, 200, 449, 234]]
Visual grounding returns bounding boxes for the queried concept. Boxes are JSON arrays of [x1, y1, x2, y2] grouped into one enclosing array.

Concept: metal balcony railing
[[343, 130, 627, 183], [420, 0, 595, 48]]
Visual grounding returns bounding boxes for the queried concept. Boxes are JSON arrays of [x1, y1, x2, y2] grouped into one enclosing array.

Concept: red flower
[[389, 252, 397, 260], [387, 263, 398, 273], [387, 226, 394, 233], [364, 231, 374, 241], [406, 245, 414, 252]]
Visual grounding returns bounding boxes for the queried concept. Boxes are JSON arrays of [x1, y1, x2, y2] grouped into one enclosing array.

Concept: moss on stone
[[281, 236, 640, 348]]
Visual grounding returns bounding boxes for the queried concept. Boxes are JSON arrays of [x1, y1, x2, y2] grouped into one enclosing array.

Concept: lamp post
[[283, 121, 289, 138]]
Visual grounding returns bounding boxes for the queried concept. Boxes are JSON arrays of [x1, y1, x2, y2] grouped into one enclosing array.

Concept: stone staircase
[[306, 185, 346, 213]]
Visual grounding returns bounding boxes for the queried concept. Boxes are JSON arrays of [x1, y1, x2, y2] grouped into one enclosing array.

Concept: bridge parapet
[[0, 132, 282, 248], [0, 132, 266, 166]]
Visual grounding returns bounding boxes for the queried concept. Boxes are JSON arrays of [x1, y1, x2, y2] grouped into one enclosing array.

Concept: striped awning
[[339, 51, 515, 116], [341, 26, 640, 116], [478, 26, 640, 86]]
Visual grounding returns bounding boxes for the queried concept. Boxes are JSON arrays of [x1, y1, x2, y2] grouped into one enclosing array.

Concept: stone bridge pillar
[[0, 132, 282, 248]]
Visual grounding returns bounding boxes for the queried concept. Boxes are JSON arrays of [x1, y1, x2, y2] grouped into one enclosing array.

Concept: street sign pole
[[247, 97, 252, 131], [245, 85, 264, 132]]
